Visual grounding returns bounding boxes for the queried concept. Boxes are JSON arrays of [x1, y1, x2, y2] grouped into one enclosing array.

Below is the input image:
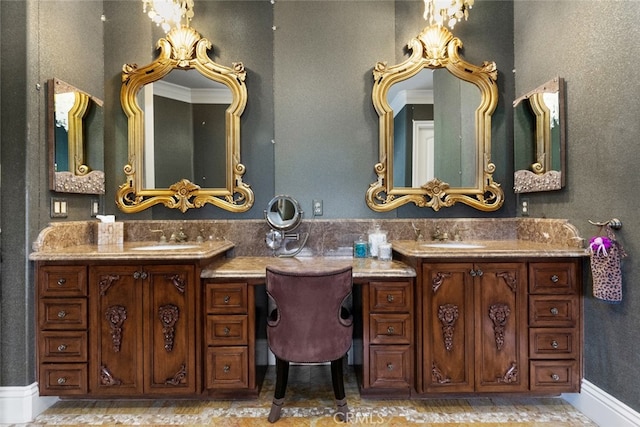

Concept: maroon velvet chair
[[265, 265, 353, 423]]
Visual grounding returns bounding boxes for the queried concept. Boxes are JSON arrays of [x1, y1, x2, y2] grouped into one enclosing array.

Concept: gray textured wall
[[6, 1, 639, 417], [514, 0, 640, 411]]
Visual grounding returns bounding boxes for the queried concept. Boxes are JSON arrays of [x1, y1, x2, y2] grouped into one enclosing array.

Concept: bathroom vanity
[[30, 218, 586, 399], [392, 240, 584, 395]]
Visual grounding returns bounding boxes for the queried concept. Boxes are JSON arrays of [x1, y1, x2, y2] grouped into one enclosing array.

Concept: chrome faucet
[[170, 227, 188, 243], [432, 226, 449, 241], [411, 222, 424, 241]]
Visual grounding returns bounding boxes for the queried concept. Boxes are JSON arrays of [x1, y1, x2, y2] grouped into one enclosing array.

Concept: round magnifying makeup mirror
[[265, 195, 303, 232], [264, 195, 308, 257]]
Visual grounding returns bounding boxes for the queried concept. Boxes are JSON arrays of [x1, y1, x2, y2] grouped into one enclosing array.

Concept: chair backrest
[[266, 265, 353, 363]]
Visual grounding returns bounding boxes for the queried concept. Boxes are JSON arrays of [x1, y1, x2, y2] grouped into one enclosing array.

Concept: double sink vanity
[[30, 217, 586, 399]]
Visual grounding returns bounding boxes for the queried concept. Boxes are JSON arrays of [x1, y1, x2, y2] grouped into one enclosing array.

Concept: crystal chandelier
[[423, 0, 474, 29], [142, 0, 194, 32]]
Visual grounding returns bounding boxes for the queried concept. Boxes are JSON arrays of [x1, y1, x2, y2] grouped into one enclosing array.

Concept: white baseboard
[[562, 380, 640, 427], [2, 377, 637, 424], [0, 383, 57, 424]]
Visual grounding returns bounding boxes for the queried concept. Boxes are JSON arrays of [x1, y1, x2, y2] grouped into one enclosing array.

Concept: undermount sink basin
[[421, 242, 486, 249], [131, 244, 202, 251]]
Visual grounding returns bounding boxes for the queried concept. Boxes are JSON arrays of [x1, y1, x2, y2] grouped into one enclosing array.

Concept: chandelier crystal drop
[[142, 0, 195, 32], [423, 0, 473, 29]]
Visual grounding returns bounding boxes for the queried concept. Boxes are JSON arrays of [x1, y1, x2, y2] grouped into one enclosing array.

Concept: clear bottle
[[368, 224, 387, 258]]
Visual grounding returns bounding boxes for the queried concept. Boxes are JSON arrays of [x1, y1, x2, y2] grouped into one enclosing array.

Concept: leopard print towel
[[590, 241, 624, 303]]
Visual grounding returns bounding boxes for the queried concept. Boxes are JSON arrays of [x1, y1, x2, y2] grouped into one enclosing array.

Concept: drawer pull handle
[[551, 275, 559, 283], [57, 377, 67, 385], [551, 373, 560, 382], [57, 344, 68, 352], [57, 310, 67, 319], [386, 294, 394, 303], [551, 340, 559, 349], [57, 278, 66, 286], [387, 326, 395, 334], [223, 365, 231, 373], [223, 295, 231, 304], [386, 363, 394, 371], [223, 327, 231, 336], [550, 307, 559, 315]]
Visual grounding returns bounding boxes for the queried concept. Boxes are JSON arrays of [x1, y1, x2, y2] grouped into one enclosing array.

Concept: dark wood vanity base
[[33, 242, 584, 400]]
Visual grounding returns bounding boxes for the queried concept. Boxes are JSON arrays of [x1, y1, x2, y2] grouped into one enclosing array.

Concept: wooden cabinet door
[[423, 263, 475, 393], [145, 264, 196, 394], [474, 262, 528, 392], [90, 265, 144, 395]]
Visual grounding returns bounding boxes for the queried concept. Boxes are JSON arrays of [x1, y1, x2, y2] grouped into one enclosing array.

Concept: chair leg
[[268, 357, 290, 423], [331, 357, 349, 422]]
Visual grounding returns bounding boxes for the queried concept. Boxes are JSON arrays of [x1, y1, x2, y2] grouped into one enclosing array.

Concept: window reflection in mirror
[[390, 68, 480, 188], [513, 77, 565, 193], [48, 78, 105, 194], [138, 69, 231, 189]]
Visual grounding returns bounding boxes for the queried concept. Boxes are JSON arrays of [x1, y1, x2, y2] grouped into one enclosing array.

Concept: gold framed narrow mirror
[[117, 25, 254, 213], [513, 77, 565, 193], [366, 25, 503, 212], [48, 78, 105, 194]]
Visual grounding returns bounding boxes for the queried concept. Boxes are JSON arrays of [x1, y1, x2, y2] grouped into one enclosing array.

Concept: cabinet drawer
[[369, 313, 412, 344], [40, 331, 87, 362], [530, 360, 579, 392], [205, 283, 248, 314], [206, 315, 248, 346], [39, 299, 87, 329], [369, 281, 412, 313], [206, 346, 248, 389], [39, 265, 87, 297], [529, 328, 578, 359], [529, 296, 578, 327], [39, 363, 88, 395], [529, 262, 578, 294], [369, 345, 411, 388]]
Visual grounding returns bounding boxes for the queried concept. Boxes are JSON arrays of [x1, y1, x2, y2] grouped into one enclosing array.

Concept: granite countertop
[[391, 239, 588, 258], [28, 239, 234, 261], [201, 256, 417, 279]]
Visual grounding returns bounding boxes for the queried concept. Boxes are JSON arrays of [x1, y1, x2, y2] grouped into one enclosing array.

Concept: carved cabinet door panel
[[423, 263, 475, 393], [89, 265, 144, 395], [474, 262, 528, 392], [145, 264, 196, 394]]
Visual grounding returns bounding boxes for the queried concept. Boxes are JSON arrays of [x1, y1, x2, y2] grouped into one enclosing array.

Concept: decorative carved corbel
[[431, 362, 451, 384], [99, 274, 121, 296], [166, 274, 186, 294], [165, 364, 187, 386], [100, 365, 122, 386], [432, 271, 452, 293], [159, 304, 179, 352], [105, 305, 127, 352], [497, 362, 518, 384], [438, 304, 459, 351], [497, 271, 517, 292], [489, 303, 510, 350]]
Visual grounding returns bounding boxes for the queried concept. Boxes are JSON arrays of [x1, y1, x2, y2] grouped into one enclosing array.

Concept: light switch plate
[[51, 198, 68, 218]]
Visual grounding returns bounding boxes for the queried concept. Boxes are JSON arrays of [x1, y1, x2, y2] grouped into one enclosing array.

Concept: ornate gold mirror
[[366, 25, 503, 212], [48, 78, 105, 194], [513, 77, 565, 193], [118, 26, 254, 213]]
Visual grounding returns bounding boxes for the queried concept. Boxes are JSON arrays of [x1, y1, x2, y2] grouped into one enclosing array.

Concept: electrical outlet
[[312, 199, 323, 216], [521, 198, 529, 216], [51, 198, 68, 218], [90, 199, 100, 217]]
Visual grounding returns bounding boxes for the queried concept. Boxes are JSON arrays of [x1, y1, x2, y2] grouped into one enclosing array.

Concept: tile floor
[[15, 365, 598, 426]]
